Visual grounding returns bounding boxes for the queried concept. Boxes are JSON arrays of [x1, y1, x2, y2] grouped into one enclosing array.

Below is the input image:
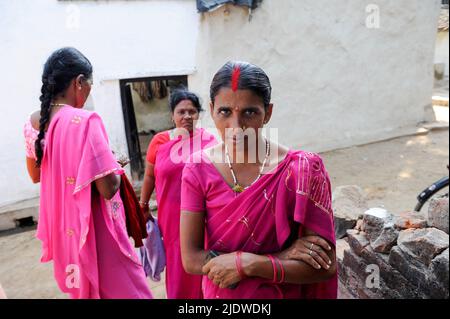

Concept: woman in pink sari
[[139, 89, 216, 299], [24, 47, 152, 299], [180, 61, 337, 299]]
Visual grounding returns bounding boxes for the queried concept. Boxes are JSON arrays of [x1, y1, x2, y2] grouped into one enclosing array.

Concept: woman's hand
[[117, 158, 130, 168], [279, 236, 333, 270], [140, 203, 152, 222], [113, 150, 130, 168], [202, 253, 242, 289]]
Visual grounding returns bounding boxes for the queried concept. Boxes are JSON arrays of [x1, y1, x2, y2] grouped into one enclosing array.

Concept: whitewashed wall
[[0, 0, 199, 207], [189, 0, 441, 152], [435, 30, 449, 77]]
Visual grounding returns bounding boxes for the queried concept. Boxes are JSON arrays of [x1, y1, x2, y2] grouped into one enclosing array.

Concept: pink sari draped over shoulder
[[181, 150, 337, 299], [38, 106, 152, 299], [154, 128, 217, 299]]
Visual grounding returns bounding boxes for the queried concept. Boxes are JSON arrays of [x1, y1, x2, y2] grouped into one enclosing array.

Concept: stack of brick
[[338, 198, 449, 299]]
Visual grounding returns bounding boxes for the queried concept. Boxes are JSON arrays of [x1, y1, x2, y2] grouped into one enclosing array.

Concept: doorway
[[120, 75, 188, 180]]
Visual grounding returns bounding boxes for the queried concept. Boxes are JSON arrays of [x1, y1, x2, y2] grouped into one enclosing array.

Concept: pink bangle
[[235, 251, 247, 279], [274, 257, 285, 284], [266, 254, 278, 283]]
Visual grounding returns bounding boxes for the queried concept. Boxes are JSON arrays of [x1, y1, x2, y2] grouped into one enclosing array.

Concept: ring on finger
[[310, 243, 314, 250], [309, 249, 314, 256]]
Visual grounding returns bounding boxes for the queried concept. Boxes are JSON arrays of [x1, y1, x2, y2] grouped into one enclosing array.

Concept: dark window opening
[[14, 216, 36, 228], [120, 75, 188, 180]]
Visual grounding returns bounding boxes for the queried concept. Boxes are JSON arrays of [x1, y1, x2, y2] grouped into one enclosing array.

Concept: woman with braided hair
[[23, 47, 152, 299]]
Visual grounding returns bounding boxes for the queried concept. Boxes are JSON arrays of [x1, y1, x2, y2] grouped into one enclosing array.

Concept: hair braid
[[33, 47, 93, 167], [34, 77, 53, 167]]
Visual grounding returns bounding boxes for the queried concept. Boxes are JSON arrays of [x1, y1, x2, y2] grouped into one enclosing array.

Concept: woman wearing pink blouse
[[24, 47, 152, 299]]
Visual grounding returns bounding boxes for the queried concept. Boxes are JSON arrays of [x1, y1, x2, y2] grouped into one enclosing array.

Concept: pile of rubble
[[334, 186, 449, 299]]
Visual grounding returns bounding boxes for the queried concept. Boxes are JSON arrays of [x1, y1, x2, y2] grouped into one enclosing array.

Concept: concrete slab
[[0, 197, 39, 231]]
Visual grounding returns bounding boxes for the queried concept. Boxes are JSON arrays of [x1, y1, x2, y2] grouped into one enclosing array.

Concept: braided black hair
[[210, 61, 272, 109], [35, 47, 92, 167]]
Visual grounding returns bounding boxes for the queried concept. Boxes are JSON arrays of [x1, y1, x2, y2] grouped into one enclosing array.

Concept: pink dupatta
[[38, 107, 149, 299], [191, 150, 337, 299]]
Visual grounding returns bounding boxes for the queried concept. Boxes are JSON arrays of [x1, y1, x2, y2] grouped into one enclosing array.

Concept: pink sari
[[154, 128, 216, 299], [37, 106, 152, 299], [181, 150, 337, 299]]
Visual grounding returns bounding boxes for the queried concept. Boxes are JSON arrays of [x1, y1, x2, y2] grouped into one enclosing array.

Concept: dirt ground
[[322, 127, 449, 215], [0, 228, 167, 299], [0, 120, 448, 299]]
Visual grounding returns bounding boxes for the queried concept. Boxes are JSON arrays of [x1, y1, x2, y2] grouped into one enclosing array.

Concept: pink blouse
[[23, 117, 40, 160]]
